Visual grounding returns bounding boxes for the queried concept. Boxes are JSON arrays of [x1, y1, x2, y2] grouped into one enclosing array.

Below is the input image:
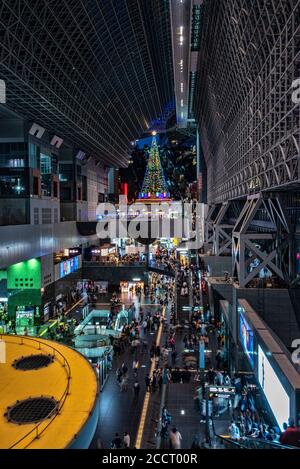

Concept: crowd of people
[[229, 415, 300, 447], [104, 265, 181, 449], [151, 247, 179, 273], [89, 240, 300, 450]]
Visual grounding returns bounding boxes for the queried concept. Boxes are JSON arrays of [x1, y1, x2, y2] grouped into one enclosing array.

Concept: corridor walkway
[[90, 295, 162, 449]]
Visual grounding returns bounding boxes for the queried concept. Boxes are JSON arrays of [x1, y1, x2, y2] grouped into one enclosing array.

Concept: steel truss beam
[[194, 0, 300, 204], [232, 194, 293, 287], [204, 204, 220, 245], [213, 201, 235, 255], [0, 0, 175, 166]]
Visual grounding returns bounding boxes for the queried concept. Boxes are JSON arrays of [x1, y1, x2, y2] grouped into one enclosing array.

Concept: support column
[[213, 201, 234, 255]]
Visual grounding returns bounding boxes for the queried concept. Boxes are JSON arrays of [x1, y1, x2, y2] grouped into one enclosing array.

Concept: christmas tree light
[[137, 138, 170, 201]]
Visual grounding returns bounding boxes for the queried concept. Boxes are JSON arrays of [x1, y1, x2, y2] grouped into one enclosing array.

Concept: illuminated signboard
[[207, 385, 236, 399], [239, 306, 254, 367], [15, 305, 40, 322], [59, 256, 79, 279], [258, 345, 290, 429]]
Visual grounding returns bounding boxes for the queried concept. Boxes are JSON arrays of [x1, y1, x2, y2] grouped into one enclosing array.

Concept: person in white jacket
[[123, 432, 130, 448], [229, 421, 240, 440], [169, 427, 183, 449]]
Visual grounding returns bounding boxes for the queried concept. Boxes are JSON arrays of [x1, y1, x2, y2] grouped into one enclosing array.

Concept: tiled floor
[[162, 381, 202, 449], [157, 285, 232, 449], [89, 294, 160, 449], [89, 279, 234, 450]]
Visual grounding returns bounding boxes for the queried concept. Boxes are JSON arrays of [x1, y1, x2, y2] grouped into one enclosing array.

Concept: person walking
[[151, 372, 157, 392], [145, 374, 151, 392], [169, 427, 183, 449], [150, 343, 156, 359], [142, 319, 147, 335], [229, 420, 241, 440], [162, 407, 172, 427], [121, 362, 128, 376], [111, 433, 122, 449], [133, 380, 140, 398], [116, 367, 122, 383], [124, 432, 130, 448], [133, 359, 139, 377], [120, 375, 128, 392]]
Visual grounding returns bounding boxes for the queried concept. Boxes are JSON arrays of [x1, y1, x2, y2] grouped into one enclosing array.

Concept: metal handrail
[[214, 434, 243, 449], [0, 334, 72, 449], [213, 432, 298, 450], [237, 436, 298, 450]]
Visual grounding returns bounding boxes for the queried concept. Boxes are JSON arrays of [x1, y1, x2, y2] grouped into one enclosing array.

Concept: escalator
[[214, 434, 297, 450], [209, 408, 298, 450]]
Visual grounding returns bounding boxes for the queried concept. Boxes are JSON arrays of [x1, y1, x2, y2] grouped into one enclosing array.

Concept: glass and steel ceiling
[[0, 0, 175, 167]]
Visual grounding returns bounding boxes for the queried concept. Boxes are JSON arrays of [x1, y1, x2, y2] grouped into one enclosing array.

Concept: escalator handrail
[[211, 413, 297, 450], [213, 434, 298, 450], [240, 436, 298, 450], [214, 434, 243, 449]]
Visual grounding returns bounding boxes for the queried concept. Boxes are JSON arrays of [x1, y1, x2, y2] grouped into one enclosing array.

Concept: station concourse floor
[[87, 288, 232, 449], [90, 294, 161, 449], [158, 327, 230, 449]]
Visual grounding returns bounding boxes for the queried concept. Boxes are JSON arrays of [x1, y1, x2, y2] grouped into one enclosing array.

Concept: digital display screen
[[258, 345, 290, 429], [59, 256, 79, 279], [239, 307, 254, 367]]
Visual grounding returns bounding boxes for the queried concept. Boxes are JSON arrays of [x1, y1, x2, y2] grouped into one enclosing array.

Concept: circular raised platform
[[0, 335, 98, 449]]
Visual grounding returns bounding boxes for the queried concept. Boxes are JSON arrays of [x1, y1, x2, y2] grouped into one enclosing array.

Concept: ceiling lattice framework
[[0, 0, 175, 167], [194, 0, 300, 203]]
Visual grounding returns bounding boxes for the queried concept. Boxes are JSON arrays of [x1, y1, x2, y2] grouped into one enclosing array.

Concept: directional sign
[[208, 385, 235, 395]]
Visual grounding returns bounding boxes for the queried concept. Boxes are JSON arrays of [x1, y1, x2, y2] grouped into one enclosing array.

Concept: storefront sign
[[208, 385, 235, 395]]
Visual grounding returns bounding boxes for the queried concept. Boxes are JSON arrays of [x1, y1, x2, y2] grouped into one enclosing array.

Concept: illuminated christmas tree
[[137, 138, 170, 201]]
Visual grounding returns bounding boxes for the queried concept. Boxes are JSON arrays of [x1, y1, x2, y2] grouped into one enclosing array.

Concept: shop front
[[120, 280, 144, 294], [7, 258, 42, 334], [15, 305, 40, 335], [77, 280, 108, 295], [91, 244, 118, 263]]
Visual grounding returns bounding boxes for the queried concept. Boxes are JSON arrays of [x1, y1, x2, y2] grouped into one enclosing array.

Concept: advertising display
[[43, 302, 51, 320], [59, 256, 79, 279], [239, 306, 254, 367], [258, 345, 290, 429], [16, 306, 35, 321], [15, 305, 40, 328]]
